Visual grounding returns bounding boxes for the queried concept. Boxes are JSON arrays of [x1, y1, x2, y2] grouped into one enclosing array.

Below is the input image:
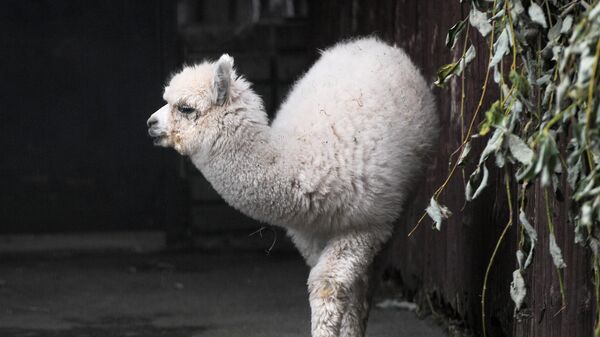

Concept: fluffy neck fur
[[189, 78, 298, 226]]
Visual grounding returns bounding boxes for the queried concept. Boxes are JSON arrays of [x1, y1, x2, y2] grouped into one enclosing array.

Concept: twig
[[481, 170, 514, 337], [409, 0, 499, 237], [543, 188, 566, 311], [249, 226, 278, 255], [585, 37, 600, 172]]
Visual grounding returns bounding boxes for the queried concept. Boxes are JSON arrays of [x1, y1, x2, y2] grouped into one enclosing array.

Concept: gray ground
[[0, 251, 446, 337]]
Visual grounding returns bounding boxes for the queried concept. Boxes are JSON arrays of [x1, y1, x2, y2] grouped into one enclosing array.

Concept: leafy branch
[[422, 0, 600, 334]]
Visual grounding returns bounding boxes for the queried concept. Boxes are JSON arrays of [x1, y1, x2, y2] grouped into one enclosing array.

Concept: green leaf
[[434, 45, 476, 87], [479, 101, 503, 136], [434, 62, 459, 87], [425, 198, 452, 231], [446, 18, 467, 49], [509, 69, 531, 97]]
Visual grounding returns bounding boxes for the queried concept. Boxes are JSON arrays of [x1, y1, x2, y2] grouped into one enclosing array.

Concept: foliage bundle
[[424, 0, 600, 335]]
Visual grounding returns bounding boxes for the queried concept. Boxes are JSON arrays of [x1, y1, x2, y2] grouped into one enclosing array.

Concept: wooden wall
[[308, 1, 595, 336]]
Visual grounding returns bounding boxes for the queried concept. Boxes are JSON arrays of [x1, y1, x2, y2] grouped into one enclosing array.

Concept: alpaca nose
[[147, 117, 158, 128]]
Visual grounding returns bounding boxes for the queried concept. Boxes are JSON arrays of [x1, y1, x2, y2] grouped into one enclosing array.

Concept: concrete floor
[[0, 251, 446, 337]]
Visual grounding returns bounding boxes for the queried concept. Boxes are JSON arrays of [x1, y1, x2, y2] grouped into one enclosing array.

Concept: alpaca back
[[272, 37, 439, 233]]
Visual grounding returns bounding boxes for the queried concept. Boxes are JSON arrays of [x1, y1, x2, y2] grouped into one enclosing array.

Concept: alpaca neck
[[189, 97, 296, 226]]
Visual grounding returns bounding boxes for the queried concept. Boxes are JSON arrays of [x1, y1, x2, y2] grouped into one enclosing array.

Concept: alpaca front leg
[[307, 232, 383, 337]]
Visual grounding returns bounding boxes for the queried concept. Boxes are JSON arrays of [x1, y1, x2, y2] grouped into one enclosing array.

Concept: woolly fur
[[148, 37, 439, 337]]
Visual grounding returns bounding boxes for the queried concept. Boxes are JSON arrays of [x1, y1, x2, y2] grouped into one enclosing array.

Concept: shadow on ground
[[0, 251, 446, 337]]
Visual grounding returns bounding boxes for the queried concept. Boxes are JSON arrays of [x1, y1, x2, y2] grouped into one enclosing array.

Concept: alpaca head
[[147, 54, 235, 155]]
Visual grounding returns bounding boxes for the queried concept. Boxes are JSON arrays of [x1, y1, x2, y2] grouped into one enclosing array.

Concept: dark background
[[0, 0, 313, 238], [0, 0, 180, 233]]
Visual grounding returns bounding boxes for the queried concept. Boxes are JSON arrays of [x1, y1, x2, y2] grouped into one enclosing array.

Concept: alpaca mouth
[[148, 129, 167, 145], [152, 136, 166, 145]]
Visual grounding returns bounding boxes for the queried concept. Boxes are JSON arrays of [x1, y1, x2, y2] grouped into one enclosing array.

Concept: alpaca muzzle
[[147, 105, 170, 146]]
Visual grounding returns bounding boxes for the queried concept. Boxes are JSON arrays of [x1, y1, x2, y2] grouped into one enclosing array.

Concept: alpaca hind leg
[[340, 238, 392, 337], [339, 274, 370, 337], [307, 231, 383, 337]]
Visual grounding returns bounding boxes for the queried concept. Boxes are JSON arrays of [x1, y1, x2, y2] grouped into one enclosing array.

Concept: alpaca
[[147, 37, 438, 337]]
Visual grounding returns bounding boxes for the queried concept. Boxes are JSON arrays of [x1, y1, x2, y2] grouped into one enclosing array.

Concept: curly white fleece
[[150, 37, 439, 337]]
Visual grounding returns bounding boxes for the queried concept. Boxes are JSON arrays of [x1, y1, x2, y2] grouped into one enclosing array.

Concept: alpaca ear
[[213, 54, 234, 106]]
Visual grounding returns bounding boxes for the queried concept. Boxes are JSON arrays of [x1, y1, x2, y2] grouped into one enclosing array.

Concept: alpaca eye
[[178, 106, 195, 114]]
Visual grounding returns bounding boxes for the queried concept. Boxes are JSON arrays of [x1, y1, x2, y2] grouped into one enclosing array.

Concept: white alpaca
[[147, 37, 438, 337]]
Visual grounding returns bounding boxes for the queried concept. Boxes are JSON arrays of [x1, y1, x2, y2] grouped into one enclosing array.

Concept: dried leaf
[[549, 232, 567, 269], [457, 141, 472, 167], [516, 250, 525, 269], [496, 150, 506, 168], [555, 76, 570, 107], [589, 3, 600, 20], [577, 55, 596, 86], [536, 74, 552, 85], [547, 18, 562, 41], [519, 210, 537, 269], [561, 15, 573, 34], [528, 3, 547, 28], [490, 28, 510, 67], [480, 128, 505, 163], [466, 164, 489, 201], [507, 133, 534, 165], [581, 202, 592, 227], [376, 299, 418, 311], [493, 64, 502, 84], [567, 157, 582, 189], [512, 0, 525, 16], [590, 237, 600, 258], [458, 45, 477, 74], [510, 269, 527, 311], [470, 8, 493, 37], [426, 198, 452, 231]]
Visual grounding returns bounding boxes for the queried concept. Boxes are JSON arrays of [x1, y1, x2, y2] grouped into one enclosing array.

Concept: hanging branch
[[423, 0, 600, 333]]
